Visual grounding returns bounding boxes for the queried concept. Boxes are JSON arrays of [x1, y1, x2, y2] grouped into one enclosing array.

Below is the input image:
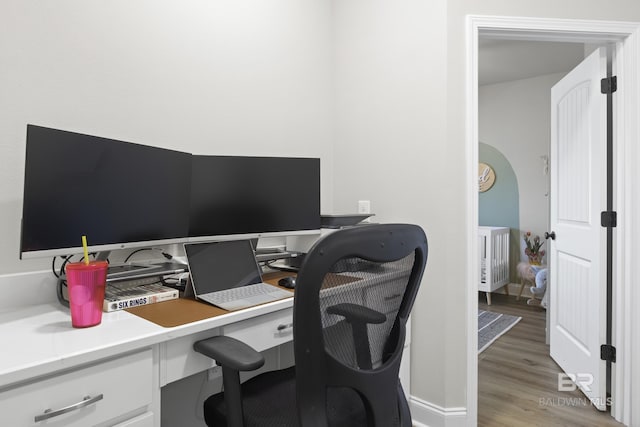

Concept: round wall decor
[[478, 162, 496, 192]]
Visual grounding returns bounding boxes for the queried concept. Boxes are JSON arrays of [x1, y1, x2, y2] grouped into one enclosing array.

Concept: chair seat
[[204, 366, 368, 427]]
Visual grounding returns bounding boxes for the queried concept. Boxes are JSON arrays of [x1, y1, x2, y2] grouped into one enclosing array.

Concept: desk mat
[[126, 271, 294, 328], [126, 271, 360, 327]]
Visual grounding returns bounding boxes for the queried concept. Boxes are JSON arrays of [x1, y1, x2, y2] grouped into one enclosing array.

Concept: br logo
[[557, 373, 593, 392]]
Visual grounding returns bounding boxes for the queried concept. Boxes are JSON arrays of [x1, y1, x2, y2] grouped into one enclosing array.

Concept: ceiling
[[479, 39, 586, 86]]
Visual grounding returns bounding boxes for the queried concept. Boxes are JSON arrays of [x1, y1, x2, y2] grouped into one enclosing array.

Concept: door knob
[[545, 231, 556, 240]]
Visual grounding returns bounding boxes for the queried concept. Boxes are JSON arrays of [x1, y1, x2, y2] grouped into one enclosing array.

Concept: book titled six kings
[[103, 282, 179, 312]]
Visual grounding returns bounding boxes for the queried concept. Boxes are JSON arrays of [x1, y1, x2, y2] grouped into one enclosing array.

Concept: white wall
[[479, 73, 566, 262], [331, 0, 452, 409], [0, 0, 334, 274]]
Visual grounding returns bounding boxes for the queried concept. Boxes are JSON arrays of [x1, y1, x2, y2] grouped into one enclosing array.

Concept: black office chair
[[193, 223, 428, 427]]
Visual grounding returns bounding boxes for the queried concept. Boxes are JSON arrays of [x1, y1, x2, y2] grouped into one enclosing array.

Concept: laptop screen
[[185, 240, 262, 295]]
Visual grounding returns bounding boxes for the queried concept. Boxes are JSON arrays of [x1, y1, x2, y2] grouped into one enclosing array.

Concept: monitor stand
[[106, 262, 187, 283], [94, 251, 186, 283], [55, 251, 187, 308]]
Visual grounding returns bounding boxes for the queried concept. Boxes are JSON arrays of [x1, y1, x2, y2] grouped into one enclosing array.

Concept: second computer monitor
[[189, 155, 320, 238]]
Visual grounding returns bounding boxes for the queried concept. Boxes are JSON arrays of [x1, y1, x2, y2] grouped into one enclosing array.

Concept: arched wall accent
[[479, 142, 520, 282]]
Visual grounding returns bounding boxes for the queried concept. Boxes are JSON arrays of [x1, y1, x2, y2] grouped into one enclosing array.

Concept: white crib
[[478, 226, 510, 305]]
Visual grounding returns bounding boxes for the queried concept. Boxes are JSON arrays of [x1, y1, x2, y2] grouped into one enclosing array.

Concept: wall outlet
[[358, 200, 371, 214]]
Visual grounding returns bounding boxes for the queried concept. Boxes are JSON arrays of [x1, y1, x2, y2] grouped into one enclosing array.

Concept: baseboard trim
[[410, 396, 466, 427]]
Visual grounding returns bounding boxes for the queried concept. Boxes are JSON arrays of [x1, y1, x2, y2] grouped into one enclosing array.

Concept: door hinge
[[601, 76, 617, 94], [601, 344, 616, 363], [601, 211, 617, 228]]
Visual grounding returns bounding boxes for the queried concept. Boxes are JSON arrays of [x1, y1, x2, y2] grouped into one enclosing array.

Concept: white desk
[[0, 270, 410, 427]]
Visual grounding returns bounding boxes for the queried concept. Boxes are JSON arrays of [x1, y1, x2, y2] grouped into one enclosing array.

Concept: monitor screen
[[189, 155, 320, 237], [20, 125, 192, 257]]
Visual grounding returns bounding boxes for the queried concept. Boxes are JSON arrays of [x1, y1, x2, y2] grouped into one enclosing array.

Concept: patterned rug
[[478, 310, 522, 353]]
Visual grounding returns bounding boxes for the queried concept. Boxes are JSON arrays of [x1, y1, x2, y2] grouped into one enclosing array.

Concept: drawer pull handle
[[385, 293, 402, 301], [35, 394, 104, 422], [277, 323, 293, 331]]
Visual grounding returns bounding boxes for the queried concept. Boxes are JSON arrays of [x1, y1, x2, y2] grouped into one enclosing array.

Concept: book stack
[[103, 282, 179, 312]]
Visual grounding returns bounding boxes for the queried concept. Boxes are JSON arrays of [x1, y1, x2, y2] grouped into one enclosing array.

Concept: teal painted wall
[[479, 142, 520, 282]]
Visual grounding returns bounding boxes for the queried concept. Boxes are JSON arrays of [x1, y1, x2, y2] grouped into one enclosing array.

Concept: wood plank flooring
[[478, 293, 622, 427]]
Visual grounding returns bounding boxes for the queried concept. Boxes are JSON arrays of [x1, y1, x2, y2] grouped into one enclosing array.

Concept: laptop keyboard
[[201, 283, 290, 306]]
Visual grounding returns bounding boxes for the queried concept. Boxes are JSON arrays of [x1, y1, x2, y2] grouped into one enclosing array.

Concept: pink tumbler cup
[[66, 261, 108, 328]]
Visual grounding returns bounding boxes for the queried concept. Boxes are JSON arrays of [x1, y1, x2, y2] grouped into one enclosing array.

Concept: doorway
[[477, 38, 583, 425], [466, 16, 640, 427]]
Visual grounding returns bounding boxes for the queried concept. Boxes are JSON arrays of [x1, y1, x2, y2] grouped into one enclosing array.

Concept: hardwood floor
[[478, 293, 622, 427]]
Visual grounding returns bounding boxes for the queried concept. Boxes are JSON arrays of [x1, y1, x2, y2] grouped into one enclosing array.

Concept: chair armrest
[[326, 303, 386, 370], [327, 303, 387, 325], [194, 336, 265, 372]]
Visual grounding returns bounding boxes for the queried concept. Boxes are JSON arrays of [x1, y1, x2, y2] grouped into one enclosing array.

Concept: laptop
[[184, 239, 292, 311]]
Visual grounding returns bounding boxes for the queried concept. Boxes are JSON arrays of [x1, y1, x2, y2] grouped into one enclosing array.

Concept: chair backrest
[[293, 223, 428, 426]]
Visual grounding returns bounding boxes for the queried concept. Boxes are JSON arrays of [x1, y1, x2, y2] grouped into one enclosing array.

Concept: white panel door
[[549, 47, 608, 410]]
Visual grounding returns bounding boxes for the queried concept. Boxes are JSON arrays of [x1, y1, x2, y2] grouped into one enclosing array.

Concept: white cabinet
[[113, 412, 155, 427], [160, 308, 294, 387], [223, 307, 294, 352], [160, 328, 222, 387], [0, 349, 153, 427]]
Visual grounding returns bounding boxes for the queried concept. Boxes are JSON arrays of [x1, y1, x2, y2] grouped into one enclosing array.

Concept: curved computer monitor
[[20, 125, 193, 259]]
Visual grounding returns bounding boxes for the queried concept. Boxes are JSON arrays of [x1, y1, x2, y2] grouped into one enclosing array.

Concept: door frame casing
[[466, 15, 640, 427]]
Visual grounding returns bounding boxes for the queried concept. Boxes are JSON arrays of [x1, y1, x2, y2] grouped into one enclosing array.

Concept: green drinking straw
[[81, 235, 90, 265]]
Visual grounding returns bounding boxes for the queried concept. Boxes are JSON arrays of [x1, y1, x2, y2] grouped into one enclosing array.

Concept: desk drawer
[[160, 309, 294, 386], [0, 349, 152, 427], [223, 307, 294, 353]]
